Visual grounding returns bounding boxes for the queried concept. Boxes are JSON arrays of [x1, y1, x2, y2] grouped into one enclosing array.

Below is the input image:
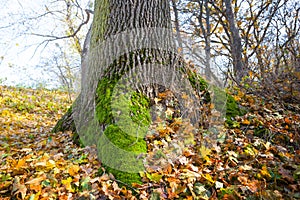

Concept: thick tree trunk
[[55, 0, 176, 185], [53, 0, 214, 185]]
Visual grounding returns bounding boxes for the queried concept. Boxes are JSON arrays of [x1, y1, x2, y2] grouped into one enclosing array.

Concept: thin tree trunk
[[224, 0, 245, 83], [171, 0, 183, 49], [197, 0, 212, 80]]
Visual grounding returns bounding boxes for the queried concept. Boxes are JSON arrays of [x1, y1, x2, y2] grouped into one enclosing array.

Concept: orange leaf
[[167, 188, 179, 199], [284, 117, 291, 124], [186, 196, 193, 200], [163, 164, 173, 174], [29, 184, 42, 192], [237, 176, 248, 185], [247, 180, 259, 193], [15, 159, 26, 169], [241, 119, 250, 125], [68, 165, 80, 176]]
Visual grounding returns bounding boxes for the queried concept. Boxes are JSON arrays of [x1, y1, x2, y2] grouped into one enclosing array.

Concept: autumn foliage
[[0, 85, 299, 199]]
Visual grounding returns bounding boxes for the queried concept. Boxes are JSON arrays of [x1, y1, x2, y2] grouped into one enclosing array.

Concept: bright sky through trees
[[0, 0, 91, 88]]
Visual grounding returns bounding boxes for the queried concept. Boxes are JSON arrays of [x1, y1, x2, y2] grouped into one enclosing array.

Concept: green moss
[[226, 95, 241, 116], [130, 92, 151, 126], [187, 70, 209, 91], [186, 69, 244, 116], [185, 70, 246, 127], [254, 127, 268, 137], [97, 125, 147, 185], [52, 115, 64, 133], [77, 64, 245, 185], [186, 69, 211, 102], [105, 165, 143, 186], [52, 106, 77, 132], [78, 119, 101, 147], [95, 77, 117, 125], [211, 85, 227, 114], [104, 125, 147, 152], [93, 76, 151, 185], [225, 94, 247, 127]]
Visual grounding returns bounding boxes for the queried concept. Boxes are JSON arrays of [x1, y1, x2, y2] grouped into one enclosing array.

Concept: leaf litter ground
[[0, 85, 299, 199]]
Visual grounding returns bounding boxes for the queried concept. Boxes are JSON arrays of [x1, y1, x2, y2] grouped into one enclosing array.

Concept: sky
[[0, 0, 91, 88]]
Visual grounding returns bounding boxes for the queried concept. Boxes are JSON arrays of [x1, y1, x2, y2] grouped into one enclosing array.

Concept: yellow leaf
[[146, 172, 163, 183], [154, 97, 162, 104], [203, 174, 215, 184], [245, 146, 258, 156], [182, 93, 189, 100], [260, 165, 271, 179], [263, 142, 271, 150], [233, 95, 241, 101], [156, 123, 165, 132], [46, 160, 56, 170], [177, 47, 183, 53], [180, 169, 201, 179], [165, 108, 174, 116], [199, 146, 211, 161], [62, 177, 75, 192]]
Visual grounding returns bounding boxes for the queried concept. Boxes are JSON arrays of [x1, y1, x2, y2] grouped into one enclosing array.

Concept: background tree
[[173, 0, 299, 101]]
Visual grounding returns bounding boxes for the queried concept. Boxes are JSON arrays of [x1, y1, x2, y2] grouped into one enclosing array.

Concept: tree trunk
[[53, 0, 213, 185], [224, 0, 246, 83], [197, 0, 212, 81], [54, 0, 176, 185]]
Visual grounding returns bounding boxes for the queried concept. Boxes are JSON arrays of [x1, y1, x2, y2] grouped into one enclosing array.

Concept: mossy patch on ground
[[225, 94, 247, 127]]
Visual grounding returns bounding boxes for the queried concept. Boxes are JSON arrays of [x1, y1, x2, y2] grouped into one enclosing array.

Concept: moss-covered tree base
[[52, 105, 82, 145], [52, 68, 246, 186], [98, 125, 146, 185]]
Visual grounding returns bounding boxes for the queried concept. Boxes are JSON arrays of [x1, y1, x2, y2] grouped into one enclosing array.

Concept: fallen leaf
[[61, 177, 75, 193], [12, 177, 27, 199], [68, 164, 80, 176]]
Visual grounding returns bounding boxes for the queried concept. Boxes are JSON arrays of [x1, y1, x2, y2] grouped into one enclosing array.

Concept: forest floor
[[0, 85, 299, 200]]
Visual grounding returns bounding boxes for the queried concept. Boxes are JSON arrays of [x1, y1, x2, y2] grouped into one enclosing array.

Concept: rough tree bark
[[53, 0, 214, 185], [54, 0, 177, 185]]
